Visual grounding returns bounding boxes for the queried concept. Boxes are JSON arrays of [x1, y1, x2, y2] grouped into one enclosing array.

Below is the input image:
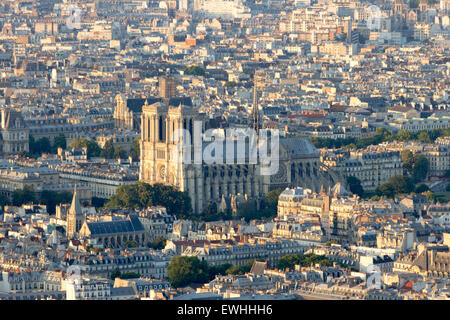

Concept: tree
[[409, 0, 420, 8], [0, 194, 10, 207], [184, 65, 205, 76], [238, 199, 259, 222], [12, 186, 36, 206], [259, 188, 283, 220], [346, 176, 364, 197], [120, 271, 140, 279], [167, 256, 210, 288], [39, 190, 73, 214], [110, 269, 121, 280], [375, 127, 392, 141], [446, 183, 450, 192], [415, 184, 430, 193], [71, 138, 102, 158], [29, 136, 52, 155], [397, 129, 412, 141], [224, 81, 237, 88], [130, 137, 140, 161], [417, 131, 431, 143], [113, 145, 127, 159], [105, 182, 193, 218], [225, 260, 254, 275], [412, 155, 429, 182], [375, 182, 396, 198], [401, 150, 414, 174], [388, 175, 415, 194], [101, 139, 115, 159], [277, 254, 333, 270], [53, 134, 67, 152], [425, 190, 435, 202], [148, 237, 167, 250], [124, 240, 138, 248]]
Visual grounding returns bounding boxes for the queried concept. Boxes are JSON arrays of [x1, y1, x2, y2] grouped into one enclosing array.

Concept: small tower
[[67, 185, 84, 238], [252, 78, 261, 138]]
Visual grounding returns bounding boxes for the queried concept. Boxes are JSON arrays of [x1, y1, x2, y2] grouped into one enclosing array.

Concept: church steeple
[[67, 185, 83, 238], [69, 184, 82, 216], [252, 78, 261, 138]]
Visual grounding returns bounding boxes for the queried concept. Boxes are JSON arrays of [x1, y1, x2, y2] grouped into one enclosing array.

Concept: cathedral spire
[[69, 184, 82, 217], [252, 77, 261, 138]]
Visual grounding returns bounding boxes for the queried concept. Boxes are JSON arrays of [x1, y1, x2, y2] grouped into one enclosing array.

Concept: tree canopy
[[105, 182, 193, 218], [277, 253, 333, 270], [167, 256, 211, 288]]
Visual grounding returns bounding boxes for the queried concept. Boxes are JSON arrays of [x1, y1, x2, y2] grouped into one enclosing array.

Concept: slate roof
[[86, 214, 145, 236], [280, 137, 320, 157]]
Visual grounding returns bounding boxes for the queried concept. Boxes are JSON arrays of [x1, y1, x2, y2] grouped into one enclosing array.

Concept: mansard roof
[[86, 214, 145, 236]]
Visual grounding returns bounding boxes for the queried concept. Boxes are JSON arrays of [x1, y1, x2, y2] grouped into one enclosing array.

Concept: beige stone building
[[139, 101, 341, 214]]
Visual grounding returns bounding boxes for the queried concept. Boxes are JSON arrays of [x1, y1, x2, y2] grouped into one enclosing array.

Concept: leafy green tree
[[375, 182, 396, 198], [105, 182, 193, 218], [130, 137, 140, 160], [388, 175, 415, 194], [40, 190, 73, 214], [224, 81, 237, 88], [110, 269, 121, 280], [0, 194, 10, 207], [184, 65, 205, 76], [101, 139, 115, 159], [167, 256, 210, 288], [415, 184, 430, 193], [425, 190, 435, 202], [226, 260, 254, 275], [346, 176, 364, 197], [124, 240, 138, 248], [417, 131, 431, 143], [259, 188, 283, 220], [397, 129, 412, 141], [412, 155, 429, 183], [12, 186, 36, 206], [120, 272, 140, 279], [277, 254, 333, 270], [53, 134, 67, 152], [409, 0, 420, 8], [148, 237, 167, 250], [401, 150, 414, 174], [113, 145, 127, 159], [29, 136, 52, 155], [71, 138, 102, 158]]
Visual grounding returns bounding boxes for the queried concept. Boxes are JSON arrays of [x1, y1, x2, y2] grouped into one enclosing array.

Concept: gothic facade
[[139, 101, 342, 214], [0, 109, 29, 155]]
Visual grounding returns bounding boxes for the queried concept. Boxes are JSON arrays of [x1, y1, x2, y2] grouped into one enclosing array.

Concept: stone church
[[139, 101, 342, 214]]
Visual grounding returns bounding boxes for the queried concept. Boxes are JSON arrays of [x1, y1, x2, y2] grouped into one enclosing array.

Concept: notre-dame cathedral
[[138, 92, 342, 214]]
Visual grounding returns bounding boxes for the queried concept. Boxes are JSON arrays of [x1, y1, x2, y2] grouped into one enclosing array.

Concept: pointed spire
[[252, 76, 261, 138], [69, 184, 82, 217]]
